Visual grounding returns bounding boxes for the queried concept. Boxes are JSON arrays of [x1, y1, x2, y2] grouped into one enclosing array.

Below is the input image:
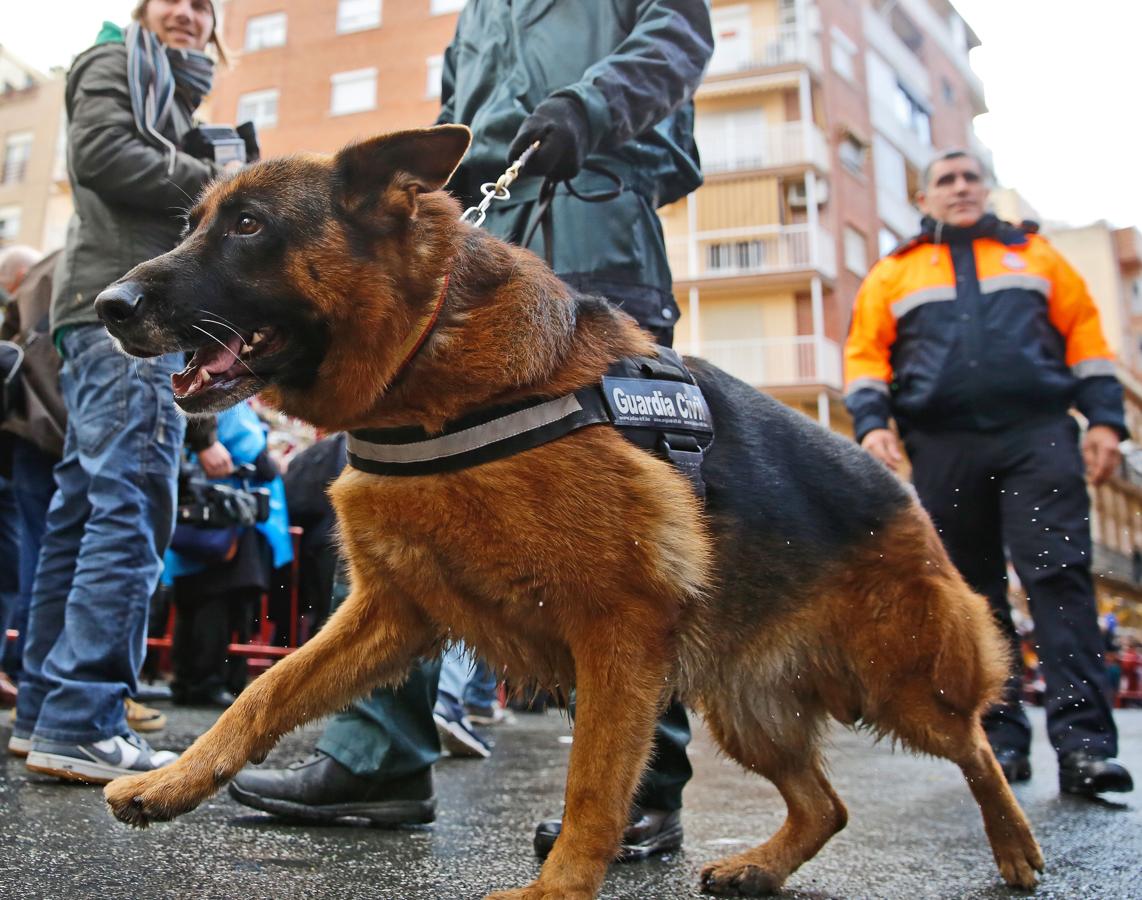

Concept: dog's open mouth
[[172, 327, 284, 403]]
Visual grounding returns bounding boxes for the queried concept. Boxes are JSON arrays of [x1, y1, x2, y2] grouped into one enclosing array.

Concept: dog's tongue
[[172, 336, 244, 397]]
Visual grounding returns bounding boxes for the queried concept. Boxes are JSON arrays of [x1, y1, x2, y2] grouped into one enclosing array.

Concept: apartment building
[[209, 0, 462, 160], [1043, 224, 1142, 628], [660, 0, 989, 430], [0, 47, 69, 251]]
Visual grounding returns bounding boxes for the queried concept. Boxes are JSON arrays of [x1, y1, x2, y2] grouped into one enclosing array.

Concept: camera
[[182, 121, 261, 166]]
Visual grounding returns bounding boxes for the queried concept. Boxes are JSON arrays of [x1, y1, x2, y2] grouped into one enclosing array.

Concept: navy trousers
[[906, 417, 1117, 758]]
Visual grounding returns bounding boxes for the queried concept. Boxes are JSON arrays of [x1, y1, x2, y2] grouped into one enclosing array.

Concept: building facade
[[0, 47, 69, 252]]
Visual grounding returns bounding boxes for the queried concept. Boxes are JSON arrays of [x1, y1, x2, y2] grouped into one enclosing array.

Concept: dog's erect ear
[[334, 125, 472, 221]]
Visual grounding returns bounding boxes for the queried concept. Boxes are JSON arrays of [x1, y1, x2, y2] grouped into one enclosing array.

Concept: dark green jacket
[[51, 41, 222, 337], [436, 0, 713, 331]]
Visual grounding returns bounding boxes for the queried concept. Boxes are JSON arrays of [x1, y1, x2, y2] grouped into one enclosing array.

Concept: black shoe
[[1058, 751, 1134, 797], [994, 748, 1032, 784], [228, 751, 436, 826], [534, 807, 683, 862], [171, 687, 236, 708]]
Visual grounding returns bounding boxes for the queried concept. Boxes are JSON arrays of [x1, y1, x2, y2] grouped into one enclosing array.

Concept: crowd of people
[[0, 0, 1134, 878]]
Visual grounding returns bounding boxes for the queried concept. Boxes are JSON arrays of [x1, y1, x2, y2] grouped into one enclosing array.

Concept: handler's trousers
[[314, 571, 692, 810], [906, 417, 1117, 759]]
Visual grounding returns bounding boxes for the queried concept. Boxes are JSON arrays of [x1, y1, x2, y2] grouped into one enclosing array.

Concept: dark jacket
[[1, 250, 66, 458], [844, 214, 1126, 442], [436, 0, 713, 331], [51, 42, 222, 337]]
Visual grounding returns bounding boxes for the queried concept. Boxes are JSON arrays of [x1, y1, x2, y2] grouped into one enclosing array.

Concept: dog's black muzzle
[[95, 280, 147, 329]]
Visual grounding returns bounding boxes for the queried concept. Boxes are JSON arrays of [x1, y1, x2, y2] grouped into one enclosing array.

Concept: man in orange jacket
[[844, 149, 1132, 797]]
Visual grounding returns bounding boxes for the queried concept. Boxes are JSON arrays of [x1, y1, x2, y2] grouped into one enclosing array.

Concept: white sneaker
[[7, 731, 32, 758], [26, 732, 178, 784]]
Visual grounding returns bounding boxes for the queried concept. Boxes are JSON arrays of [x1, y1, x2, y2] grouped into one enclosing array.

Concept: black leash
[[521, 162, 624, 267]]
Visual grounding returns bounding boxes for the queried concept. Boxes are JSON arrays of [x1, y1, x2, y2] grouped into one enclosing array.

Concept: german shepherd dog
[[97, 126, 1042, 898]]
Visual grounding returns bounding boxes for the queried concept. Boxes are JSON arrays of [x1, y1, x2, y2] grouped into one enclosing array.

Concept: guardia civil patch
[[601, 377, 713, 433]]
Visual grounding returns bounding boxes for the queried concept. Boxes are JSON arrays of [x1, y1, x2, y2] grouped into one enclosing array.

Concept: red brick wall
[[212, 0, 459, 158]]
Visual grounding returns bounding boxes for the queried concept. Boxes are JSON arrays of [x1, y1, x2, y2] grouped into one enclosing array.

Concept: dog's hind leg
[[103, 584, 437, 828], [868, 665, 1044, 888], [843, 522, 1043, 890], [698, 698, 847, 897]]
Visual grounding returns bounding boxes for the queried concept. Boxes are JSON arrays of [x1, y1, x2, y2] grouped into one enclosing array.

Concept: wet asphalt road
[[0, 705, 1139, 899]]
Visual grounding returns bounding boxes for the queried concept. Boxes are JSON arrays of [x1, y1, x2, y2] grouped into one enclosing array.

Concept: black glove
[[508, 95, 592, 182]]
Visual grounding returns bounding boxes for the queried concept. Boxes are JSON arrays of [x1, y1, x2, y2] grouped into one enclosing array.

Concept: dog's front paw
[[994, 835, 1044, 890], [700, 856, 783, 897], [104, 764, 211, 828]]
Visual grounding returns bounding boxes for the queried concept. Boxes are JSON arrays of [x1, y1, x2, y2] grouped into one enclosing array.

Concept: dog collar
[[386, 272, 450, 390]]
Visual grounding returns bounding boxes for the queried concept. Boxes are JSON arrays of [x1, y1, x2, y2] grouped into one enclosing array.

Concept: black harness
[[347, 347, 714, 497]]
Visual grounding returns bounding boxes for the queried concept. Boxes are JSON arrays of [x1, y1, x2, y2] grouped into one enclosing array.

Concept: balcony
[[679, 336, 843, 391], [668, 224, 836, 283], [699, 121, 830, 176], [705, 24, 822, 81]]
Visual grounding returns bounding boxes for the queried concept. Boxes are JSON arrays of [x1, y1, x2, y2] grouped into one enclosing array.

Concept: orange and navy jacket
[[843, 214, 1125, 443]]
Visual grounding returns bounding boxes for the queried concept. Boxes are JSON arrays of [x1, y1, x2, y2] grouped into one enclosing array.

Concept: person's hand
[[198, 441, 234, 478], [860, 428, 903, 471], [223, 159, 244, 173], [508, 96, 591, 181], [1082, 424, 1121, 486]]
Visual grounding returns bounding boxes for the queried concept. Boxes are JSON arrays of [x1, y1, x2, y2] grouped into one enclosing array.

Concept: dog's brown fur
[[99, 127, 1042, 898]]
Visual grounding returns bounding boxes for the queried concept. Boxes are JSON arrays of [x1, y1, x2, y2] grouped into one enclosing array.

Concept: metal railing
[[668, 224, 836, 281], [706, 23, 822, 77], [698, 121, 830, 175], [679, 336, 843, 390]]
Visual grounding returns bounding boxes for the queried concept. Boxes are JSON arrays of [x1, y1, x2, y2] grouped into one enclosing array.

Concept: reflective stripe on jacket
[[843, 214, 1125, 442]]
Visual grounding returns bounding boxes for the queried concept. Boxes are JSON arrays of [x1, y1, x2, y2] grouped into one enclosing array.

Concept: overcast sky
[[4, 0, 1140, 229]]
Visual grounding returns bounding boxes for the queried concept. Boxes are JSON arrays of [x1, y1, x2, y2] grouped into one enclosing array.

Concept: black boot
[[228, 751, 436, 825], [534, 806, 683, 862], [994, 748, 1032, 784], [1058, 751, 1134, 797]]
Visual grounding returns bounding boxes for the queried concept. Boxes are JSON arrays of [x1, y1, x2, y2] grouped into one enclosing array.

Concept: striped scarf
[[125, 21, 215, 175]]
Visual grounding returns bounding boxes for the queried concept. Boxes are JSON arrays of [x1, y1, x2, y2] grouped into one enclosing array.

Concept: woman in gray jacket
[[14, 0, 233, 785]]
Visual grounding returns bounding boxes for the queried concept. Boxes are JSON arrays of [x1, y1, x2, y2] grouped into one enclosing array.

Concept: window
[[873, 135, 907, 201], [844, 227, 868, 275], [0, 205, 21, 244], [878, 227, 900, 259], [244, 12, 287, 50], [337, 0, 381, 33], [331, 68, 377, 115], [839, 133, 867, 176], [941, 77, 955, 106], [708, 5, 752, 75], [430, 0, 467, 13], [236, 89, 279, 130], [830, 27, 857, 82], [694, 109, 768, 173], [425, 55, 444, 98], [2, 131, 33, 185]]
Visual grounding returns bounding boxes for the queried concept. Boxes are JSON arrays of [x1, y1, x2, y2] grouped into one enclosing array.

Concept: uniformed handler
[[844, 148, 1133, 797]]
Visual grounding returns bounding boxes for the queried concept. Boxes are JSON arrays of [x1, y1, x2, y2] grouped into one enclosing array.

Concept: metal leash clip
[[459, 141, 540, 228]]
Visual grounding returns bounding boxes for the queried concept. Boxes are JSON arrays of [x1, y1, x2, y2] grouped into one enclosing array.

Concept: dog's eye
[[234, 214, 261, 236]]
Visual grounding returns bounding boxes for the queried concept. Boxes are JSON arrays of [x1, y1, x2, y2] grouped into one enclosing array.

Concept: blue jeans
[[15, 325, 185, 743], [0, 471, 19, 678], [438, 642, 498, 709], [1, 437, 59, 681]]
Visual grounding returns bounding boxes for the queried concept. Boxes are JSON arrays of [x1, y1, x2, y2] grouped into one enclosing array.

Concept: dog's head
[[96, 125, 472, 418]]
